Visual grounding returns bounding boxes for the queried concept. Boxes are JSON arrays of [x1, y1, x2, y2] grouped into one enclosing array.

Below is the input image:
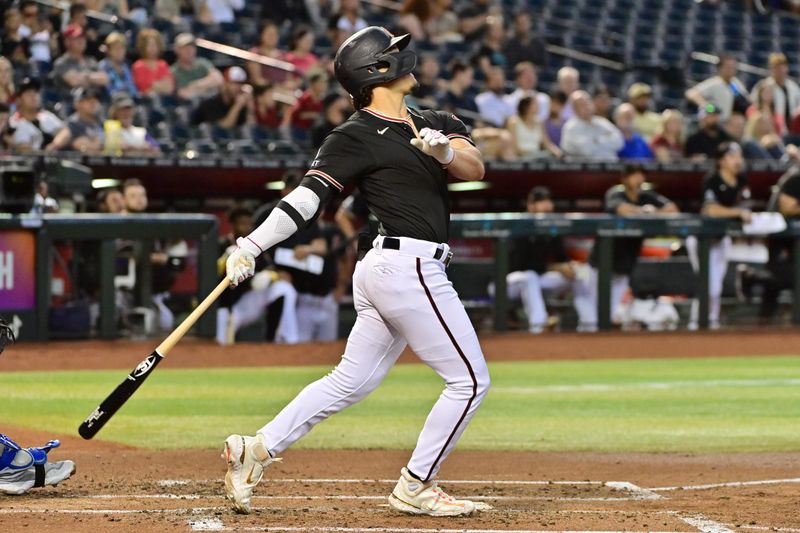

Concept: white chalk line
[[649, 477, 800, 492], [678, 514, 736, 533], [739, 526, 800, 532], [48, 493, 634, 502], [495, 378, 800, 395], [160, 478, 605, 486]]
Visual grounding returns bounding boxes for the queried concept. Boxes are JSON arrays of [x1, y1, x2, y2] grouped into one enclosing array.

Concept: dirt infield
[[3, 330, 800, 532]]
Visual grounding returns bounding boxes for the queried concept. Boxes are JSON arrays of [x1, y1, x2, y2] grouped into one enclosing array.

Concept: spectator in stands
[[685, 103, 733, 160], [0, 103, 9, 149], [473, 15, 508, 77], [99, 32, 139, 97], [475, 66, 514, 127], [132, 29, 174, 96], [281, 71, 327, 136], [503, 10, 547, 68], [202, 0, 245, 24], [577, 163, 678, 331], [216, 205, 299, 345], [614, 103, 654, 160], [328, 0, 367, 49], [458, 0, 498, 42], [0, 58, 15, 106], [752, 53, 800, 133], [87, 0, 130, 19], [560, 90, 624, 161], [48, 87, 105, 153], [96, 187, 126, 213], [506, 95, 562, 160], [312, 93, 349, 149], [651, 109, 685, 162], [441, 60, 479, 123], [105, 92, 161, 156], [628, 82, 662, 143], [66, 4, 101, 59], [19, 1, 55, 72], [252, 83, 283, 129], [171, 33, 223, 100], [685, 53, 749, 122], [557, 66, 579, 120], [544, 90, 567, 146], [247, 20, 289, 85], [2, 7, 29, 67], [745, 112, 786, 159], [725, 112, 773, 160], [592, 85, 613, 121], [501, 186, 576, 334], [504, 62, 549, 122], [284, 26, 320, 77], [747, 80, 786, 137], [51, 24, 108, 91], [399, 0, 460, 44], [191, 65, 252, 128], [7, 77, 65, 152], [687, 142, 752, 330], [410, 53, 444, 106]]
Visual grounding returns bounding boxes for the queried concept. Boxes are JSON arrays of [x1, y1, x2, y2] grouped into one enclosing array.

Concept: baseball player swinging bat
[[78, 278, 230, 439]]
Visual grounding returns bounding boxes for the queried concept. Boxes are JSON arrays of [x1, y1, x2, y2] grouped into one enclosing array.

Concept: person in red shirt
[[284, 27, 320, 77], [132, 29, 174, 96], [281, 72, 328, 133], [253, 83, 284, 129]]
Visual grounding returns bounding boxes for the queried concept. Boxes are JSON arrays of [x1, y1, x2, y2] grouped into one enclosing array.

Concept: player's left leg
[[0, 435, 75, 495]]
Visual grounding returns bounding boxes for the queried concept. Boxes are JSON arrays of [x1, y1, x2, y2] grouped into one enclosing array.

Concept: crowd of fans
[[3, 0, 800, 163]]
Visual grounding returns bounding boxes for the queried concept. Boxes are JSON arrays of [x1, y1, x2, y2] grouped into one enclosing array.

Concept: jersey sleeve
[[604, 188, 627, 214], [304, 130, 372, 194], [642, 190, 671, 208], [439, 112, 475, 146]]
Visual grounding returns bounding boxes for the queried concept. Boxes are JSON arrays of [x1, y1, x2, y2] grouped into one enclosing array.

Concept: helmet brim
[[387, 33, 411, 52]]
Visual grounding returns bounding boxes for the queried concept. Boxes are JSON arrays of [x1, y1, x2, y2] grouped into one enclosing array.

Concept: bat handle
[[156, 278, 230, 355]]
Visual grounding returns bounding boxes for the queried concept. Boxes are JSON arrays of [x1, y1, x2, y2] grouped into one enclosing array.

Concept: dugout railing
[[0, 214, 219, 341]]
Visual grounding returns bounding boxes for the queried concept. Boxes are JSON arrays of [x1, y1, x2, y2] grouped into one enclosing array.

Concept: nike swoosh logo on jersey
[[377, 127, 389, 135]]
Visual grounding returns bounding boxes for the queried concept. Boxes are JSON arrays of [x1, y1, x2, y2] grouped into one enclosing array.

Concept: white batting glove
[[410, 127, 455, 166], [226, 237, 260, 287]]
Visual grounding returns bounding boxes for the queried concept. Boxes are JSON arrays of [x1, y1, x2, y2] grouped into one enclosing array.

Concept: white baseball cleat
[[387, 467, 493, 516], [222, 433, 280, 514]]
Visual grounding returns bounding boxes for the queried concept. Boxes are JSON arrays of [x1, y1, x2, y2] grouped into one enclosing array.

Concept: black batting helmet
[[334, 26, 417, 96]]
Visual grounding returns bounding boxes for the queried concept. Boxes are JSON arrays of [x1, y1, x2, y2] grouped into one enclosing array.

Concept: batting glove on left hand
[[410, 128, 455, 166], [226, 237, 259, 287]]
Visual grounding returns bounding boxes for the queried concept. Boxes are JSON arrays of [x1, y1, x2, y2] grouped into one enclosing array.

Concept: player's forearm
[[243, 183, 326, 254], [448, 146, 484, 181], [702, 203, 744, 218]]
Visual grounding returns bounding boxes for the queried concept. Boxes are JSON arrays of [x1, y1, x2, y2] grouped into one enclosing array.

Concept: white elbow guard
[[244, 185, 322, 253]]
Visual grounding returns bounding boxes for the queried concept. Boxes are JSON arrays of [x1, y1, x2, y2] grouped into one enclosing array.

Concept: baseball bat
[[78, 278, 230, 439]]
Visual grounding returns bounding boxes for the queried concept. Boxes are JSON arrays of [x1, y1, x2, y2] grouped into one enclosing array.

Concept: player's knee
[[474, 364, 491, 400]]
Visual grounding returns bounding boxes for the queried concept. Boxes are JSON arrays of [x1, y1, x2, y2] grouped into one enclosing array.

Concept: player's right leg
[[0, 435, 75, 495], [223, 260, 407, 513]]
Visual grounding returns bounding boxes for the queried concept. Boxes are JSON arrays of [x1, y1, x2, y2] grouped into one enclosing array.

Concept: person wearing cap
[[628, 82, 662, 143], [106, 93, 160, 155], [560, 90, 625, 161], [191, 65, 252, 129], [47, 87, 104, 153], [685, 142, 752, 329], [685, 54, 749, 122], [577, 164, 678, 331], [7, 77, 65, 152], [132, 29, 174, 96], [752, 52, 800, 136], [171, 33, 223, 100], [99, 32, 139, 97], [281, 71, 328, 135], [685, 103, 733, 160], [51, 23, 109, 90], [500, 186, 580, 333]]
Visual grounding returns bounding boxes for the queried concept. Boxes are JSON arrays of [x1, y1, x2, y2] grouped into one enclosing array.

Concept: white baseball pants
[[296, 293, 338, 342], [216, 279, 299, 344], [505, 270, 571, 329], [572, 267, 630, 329], [259, 236, 490, 481], [686, 236, 731, 326]]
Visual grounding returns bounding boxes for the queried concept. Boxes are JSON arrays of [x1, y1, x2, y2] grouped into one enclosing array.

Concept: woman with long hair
[[131, 29, 174, 95], [506, 96, 562, 159], [650, 109, 685, 162]]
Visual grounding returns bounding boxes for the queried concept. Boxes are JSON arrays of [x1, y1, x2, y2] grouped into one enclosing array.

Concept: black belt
[[357, 235, 452, 266]]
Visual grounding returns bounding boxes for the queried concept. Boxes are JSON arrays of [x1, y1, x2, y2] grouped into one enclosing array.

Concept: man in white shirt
[[685, 54, 749, 122], [557, 66, 580, 120], [751, 52, 800, 133], [504, 62, 550, 122], [475, 66, 515, 127], [560, 90, 625, 160], [203, 0, 245, 24], [7, 78, 65, 152]]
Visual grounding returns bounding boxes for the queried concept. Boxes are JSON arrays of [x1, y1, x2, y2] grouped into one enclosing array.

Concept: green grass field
[[2, 355, 799, 452]]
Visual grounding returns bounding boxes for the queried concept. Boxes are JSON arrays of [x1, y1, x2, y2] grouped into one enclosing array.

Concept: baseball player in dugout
[[223, 26, 491, 516]]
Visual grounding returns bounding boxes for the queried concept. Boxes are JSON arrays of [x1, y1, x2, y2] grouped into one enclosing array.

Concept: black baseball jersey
[[303, 107, 474, 243], [701, 171, 751, 208], [509, 235, 569, 275], [590, 185, 671, 276]]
